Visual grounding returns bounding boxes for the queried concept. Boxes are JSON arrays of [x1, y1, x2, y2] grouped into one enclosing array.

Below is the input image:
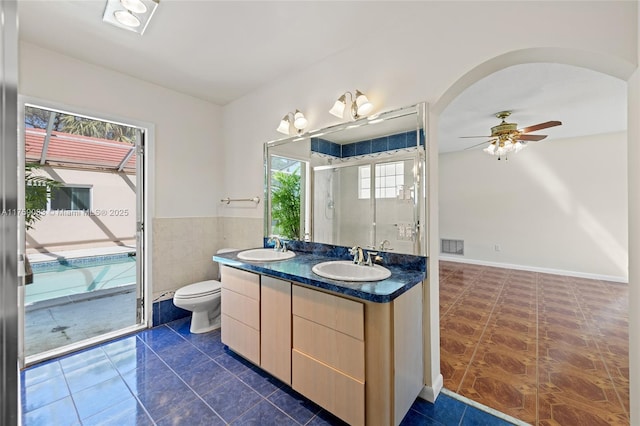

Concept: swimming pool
[[26, 254, 137, 305]]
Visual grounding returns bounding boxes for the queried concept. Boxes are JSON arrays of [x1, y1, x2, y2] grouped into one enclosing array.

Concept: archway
[[426, 47, 636, 425]]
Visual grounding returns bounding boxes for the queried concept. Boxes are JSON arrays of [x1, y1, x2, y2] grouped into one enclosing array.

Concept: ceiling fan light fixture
[[464, 111, 561, 160]]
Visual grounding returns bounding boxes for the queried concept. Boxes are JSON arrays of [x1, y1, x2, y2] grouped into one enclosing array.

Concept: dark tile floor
[[22, 317, 517, 425], [439, 261, 630, 426]]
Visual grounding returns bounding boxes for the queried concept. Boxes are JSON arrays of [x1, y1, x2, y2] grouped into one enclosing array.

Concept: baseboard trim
[[419, 373, 443, 403], [439, 256, 628, 283]]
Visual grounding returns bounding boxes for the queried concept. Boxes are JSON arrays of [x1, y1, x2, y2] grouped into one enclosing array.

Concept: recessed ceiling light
[[114, 9, 141, 27], [120, 0, 147, 14], [103, 0, 159, 35]]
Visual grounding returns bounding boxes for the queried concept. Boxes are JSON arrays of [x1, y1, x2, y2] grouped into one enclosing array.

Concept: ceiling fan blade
[[459, 136, 492, 139], [519, 120, 562, 134], [464, 140, 493, 150], [517, 134, 547, 141]]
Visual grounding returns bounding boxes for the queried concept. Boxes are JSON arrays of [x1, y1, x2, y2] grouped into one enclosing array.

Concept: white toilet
[[173, 248, 237, 334]]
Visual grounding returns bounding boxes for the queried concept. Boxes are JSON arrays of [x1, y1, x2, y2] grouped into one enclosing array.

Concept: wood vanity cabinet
[[220, 266, 261, 365], [260, 275, 291, 384], [220, 264, 424, 426], [291, 282, 424, 426], [220, 266, 292, 384], [292, 284, 365, 426]]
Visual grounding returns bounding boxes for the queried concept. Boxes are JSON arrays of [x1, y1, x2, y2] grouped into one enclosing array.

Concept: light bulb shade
[[114, 9, 141, 27], [293, 110, 308, 130], [276, 116, 291, 135], [120, 0, 147, 13], [329, 98, 346, 118], [483, 143, 497, 154], [355, 91, 373, 116], [513, 141, 526, 153]]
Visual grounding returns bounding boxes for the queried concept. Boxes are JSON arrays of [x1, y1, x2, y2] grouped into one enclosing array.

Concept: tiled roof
[[25, 128, 137, 173]]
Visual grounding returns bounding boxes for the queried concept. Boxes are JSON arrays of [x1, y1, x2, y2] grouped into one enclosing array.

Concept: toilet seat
[[174, 280, 221, 299]]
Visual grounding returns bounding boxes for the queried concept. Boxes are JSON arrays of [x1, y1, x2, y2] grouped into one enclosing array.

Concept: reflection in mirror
[[264, 103, 426, 256], [264, 140, 310, 241]]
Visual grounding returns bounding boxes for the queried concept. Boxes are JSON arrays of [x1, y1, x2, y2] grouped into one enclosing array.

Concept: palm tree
[[58, 115, 136, 143], [24, 106, 137, 143], [25, 163, 59, 230], [271, 169, 301, 239]]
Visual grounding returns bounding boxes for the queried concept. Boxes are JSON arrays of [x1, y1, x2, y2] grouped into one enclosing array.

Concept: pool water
[[26, 255, 137, 305]]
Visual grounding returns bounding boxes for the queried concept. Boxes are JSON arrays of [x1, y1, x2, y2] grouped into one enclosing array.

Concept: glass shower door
[[372, 157, 419, 253]]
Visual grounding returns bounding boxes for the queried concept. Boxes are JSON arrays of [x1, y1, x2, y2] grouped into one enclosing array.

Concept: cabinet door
[[292, 349, 364, 426], [220, 266, 260, 365], [292, 284, 363, 340], [260, 276, 291, 384], [221, 314, 260, 364]]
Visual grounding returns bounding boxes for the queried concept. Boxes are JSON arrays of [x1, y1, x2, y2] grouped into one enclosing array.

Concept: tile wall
[[311, 130, 424, 158], [151, 217, 262, 325]]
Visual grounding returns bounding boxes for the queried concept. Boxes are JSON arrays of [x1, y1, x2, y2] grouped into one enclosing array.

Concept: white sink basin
[[237, 248, 296, 262], [312, 260, 391, 282]]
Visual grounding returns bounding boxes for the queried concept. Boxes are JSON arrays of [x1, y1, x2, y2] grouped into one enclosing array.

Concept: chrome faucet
[[379, 239, 392, 251], [268, 236, 284, 252], [365, 251, 382, 266], [349, 246, 364, 265]]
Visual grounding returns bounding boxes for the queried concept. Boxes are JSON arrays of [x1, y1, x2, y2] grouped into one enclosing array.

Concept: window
[[50, 186, 91, 211], [358, 165, 371, 199], [359, 161, 405, 199]]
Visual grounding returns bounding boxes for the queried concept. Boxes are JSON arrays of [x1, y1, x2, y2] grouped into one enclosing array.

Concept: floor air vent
[[441, 239, 464, 255]]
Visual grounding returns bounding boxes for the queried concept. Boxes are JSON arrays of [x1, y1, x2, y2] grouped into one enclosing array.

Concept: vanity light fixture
[[276, 110, 308, 135], [103, 0, 159, 35], [329, 90, 374, 120]]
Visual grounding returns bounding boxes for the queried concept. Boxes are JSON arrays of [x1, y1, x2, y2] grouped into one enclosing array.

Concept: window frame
[[358, 160, 405, 200], [48, 184, 93, 212]]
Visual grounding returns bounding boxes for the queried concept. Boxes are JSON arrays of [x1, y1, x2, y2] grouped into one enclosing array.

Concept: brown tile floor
[[439, 261, 630, 426]]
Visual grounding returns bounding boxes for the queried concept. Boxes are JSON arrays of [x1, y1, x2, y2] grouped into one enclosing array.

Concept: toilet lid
[[175, 280, 221, 299]]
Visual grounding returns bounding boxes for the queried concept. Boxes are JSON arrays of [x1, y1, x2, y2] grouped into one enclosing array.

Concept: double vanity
[[213, 244, 427, 426]]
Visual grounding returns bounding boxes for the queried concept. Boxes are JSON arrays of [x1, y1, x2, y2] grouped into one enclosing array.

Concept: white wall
[[19, 42, 224, 218], [219, 0, 637, 403], [27, 167, 136, 253], [627, 5, 639, 422], [220, 1, 636, 217], [19, 41, 226, 299], [439, 132, 628, 280]]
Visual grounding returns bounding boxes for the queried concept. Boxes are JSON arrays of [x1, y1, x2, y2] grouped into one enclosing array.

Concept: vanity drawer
[[220, 266, 260, 300], [293, 315, 364, 381], [292, 284, 363, 340], [292, 349, 364, 426], [221, 314, 260, 365], [221, 288, 260, 330]]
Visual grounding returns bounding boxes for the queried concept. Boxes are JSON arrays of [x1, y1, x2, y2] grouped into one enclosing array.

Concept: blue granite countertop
[[213, 244, 426, 303]]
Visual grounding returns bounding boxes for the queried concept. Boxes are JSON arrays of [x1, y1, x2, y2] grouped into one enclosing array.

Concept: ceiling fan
[[462, 111, 562, 160]]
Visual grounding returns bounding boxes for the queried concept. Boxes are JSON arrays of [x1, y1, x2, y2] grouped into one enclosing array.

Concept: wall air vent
[[441, 239, 464, 255]]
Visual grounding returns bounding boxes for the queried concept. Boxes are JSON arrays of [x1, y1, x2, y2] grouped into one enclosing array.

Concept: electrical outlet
[[494, 244, 501, 252]]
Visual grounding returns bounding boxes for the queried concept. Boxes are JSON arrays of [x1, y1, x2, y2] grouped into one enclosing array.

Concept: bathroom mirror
[[264, 103, 427, 256]]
